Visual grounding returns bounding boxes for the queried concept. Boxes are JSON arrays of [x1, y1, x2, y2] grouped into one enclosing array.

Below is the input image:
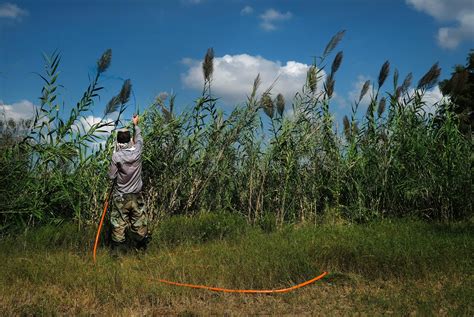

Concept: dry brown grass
[[1, 270, 470, 315], [1, 219, 472, 315]]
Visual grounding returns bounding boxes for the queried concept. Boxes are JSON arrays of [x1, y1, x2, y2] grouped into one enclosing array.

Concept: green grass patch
[[0, 216, 473, 315]]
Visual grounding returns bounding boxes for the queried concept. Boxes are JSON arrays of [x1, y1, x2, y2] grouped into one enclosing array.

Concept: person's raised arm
[[133, 114, 143, 152]]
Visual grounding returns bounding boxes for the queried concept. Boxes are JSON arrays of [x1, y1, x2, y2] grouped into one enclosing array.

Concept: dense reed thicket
[[1, 32, 472, 233]]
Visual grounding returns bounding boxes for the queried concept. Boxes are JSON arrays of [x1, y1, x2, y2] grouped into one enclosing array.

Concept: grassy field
[[0, 215, 473, 315]]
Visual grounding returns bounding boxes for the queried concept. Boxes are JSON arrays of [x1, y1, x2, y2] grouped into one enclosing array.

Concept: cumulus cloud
[[0, 99, 36, 121], [0, 2, 28, 20], [259, 8, 292, 31], [73, 115, 114, 135], [341, 75, 445, 115], [406, 0, 474, 49], [0, 100, 115, 135], [69, 115, 115, 149], [347, 75, 374, 108], [407, 86, 446, 114], [181, 53, 316, 105], [241, 5, 254, 16]]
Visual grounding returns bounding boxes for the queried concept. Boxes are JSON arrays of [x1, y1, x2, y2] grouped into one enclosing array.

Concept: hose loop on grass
[[155, 272, 328, 294]]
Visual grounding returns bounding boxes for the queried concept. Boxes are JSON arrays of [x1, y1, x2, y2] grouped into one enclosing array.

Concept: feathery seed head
[[119, 79, 132, 105], [307, 66, 318, 93], [325, 75, 335, 98], [97, 49, 112, 73], [417, 63, 441, 90], [352, 122, 359, 135], [395, 86, 402, 100], [359, 80, 371, 102], [377, 97, 386, 117], [343, 115, 350, 139], [203, 47, 214, 82], [260, 93, 274, 118], [402, 72, 413, 93], [159, 92, 169, 101], [104, 96, 120, 116], [393, 68, 399, 87], [378, 61, 390, 88], [323, 30, 346, 57], [276, 93, 285, 116], [331, 51, 343, 75]]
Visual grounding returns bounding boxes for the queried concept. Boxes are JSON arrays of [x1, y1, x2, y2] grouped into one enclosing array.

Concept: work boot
[[111, 240, 128, 258], [136, 234, 151, 251], [130, 232, 151, 251]]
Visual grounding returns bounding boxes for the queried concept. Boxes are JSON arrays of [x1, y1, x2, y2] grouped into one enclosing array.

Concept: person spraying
[[108, 114, 150, 255]]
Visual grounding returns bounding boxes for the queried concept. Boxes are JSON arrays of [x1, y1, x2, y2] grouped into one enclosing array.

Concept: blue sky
[[1, 0, 473, 125]]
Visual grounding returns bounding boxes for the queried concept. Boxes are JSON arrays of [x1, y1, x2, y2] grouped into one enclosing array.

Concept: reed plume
[[417, 63, 441, 90], [307, 66, 317, 93], [325, 75, 335, 98], [203, 47, 214, 82], [401, 72, 413, 92], [248, 74, 261, 106], [343, 115, 350, 139], [331, 51, 343, 75], [97, 49, 112, 74], [378, 61, 390, 88], [396, 72, 413, 98], [119, 79, 132, 105], [276, 93, 285, 116], [323, 30, 345, 57], [104, 96, 120, 116], [377, 97, 386, 117], [359, 80, 370, 102], [260, 93, 274, 118]]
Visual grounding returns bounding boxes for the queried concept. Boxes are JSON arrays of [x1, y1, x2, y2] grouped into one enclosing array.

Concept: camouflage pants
[[110, 192, 147, 243]]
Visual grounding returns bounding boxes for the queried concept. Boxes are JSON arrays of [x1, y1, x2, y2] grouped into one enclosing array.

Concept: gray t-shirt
[[108, 126, 143, 195]]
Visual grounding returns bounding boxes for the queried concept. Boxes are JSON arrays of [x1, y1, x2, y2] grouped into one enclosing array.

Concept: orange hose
[[92, 187, 327, 293], [155, 271, 328, 293], [93, 187, 113, 263]]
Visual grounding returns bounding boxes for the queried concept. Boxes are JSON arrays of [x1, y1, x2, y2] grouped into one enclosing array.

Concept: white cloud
[[70, 115, 115, 149], [408, 86, 446, 114], [0, 2, 28, 20], [241, 5, 254, 16], [347, 75, 374, 108], [74, 115, 114, 135], [406, 0, 474, 49], [181, 53, 316, 105], [437, 12, 474, 49], [0, 99, 36, 121], [343, 75, 445, 115], [0, 100, 114, 132], [259, 8, 292, 31]]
